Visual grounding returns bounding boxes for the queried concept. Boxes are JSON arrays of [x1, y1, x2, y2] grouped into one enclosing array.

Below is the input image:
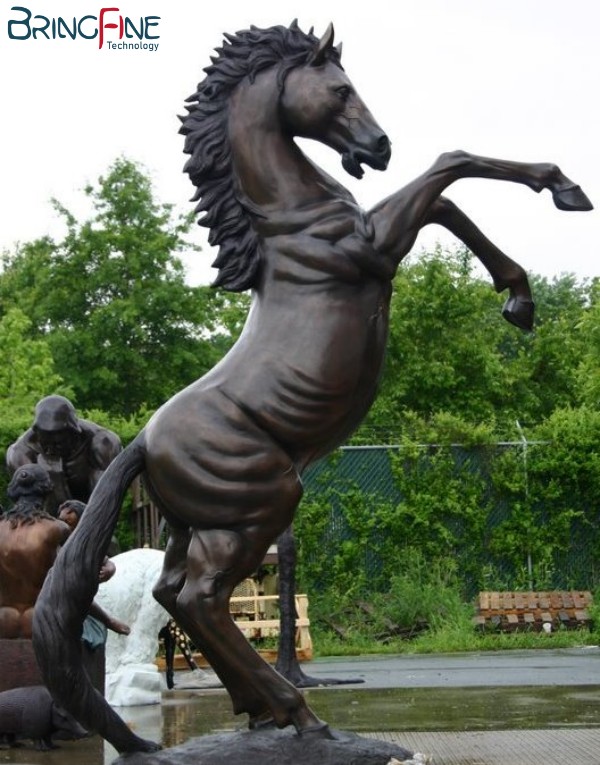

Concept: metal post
[[516, 420, 533, 590]]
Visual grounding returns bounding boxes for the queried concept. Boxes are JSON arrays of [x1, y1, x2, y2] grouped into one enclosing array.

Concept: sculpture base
[[0, 639, 44, 692], [0, 638, 105, 694], [107, 663, 163, 706], [112, 727, 414, 765]]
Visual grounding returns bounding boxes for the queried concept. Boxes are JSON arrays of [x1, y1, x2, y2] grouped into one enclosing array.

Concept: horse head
[[280, 24, 391, 179], [180, 22, 393, 291]]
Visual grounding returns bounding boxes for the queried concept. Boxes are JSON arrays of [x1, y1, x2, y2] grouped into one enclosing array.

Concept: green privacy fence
[[296, 441, 600, 599]]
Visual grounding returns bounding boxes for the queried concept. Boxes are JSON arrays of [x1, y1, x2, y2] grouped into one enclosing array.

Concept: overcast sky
[[1, 0, 598, 286]]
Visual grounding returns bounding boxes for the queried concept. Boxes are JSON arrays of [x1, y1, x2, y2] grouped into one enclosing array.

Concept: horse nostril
[[376, 134, 391, 157]]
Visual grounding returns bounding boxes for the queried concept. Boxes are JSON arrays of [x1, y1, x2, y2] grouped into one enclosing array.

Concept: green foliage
[[576, 279, 600, 406], [365, 248, 523, 430], [358, 250, 592, 441], [0, 308, 70, 417], [299, 407, 600, 604], [522, 273, 591, 420], [306, 550, 473, 647], [389, 449, 489, 587], [371, 552, 472, 632], [312, 621, 596, 657], [0, 158, 239, 415]]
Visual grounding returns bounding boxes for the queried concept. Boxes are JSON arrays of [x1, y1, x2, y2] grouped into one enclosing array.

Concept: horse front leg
[[368, 150, 592, 263], [425, 196, 534, 331], [442, 151, 593, 213]]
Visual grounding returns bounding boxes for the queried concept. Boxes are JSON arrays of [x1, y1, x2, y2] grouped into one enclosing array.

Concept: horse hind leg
[[153, 526, 264, 717], [171, 526, 330, 736], [425, 196, 534, 331]]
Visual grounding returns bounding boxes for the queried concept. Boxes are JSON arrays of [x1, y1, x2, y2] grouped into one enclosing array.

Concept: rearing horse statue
[[33, 22, 592, 754]]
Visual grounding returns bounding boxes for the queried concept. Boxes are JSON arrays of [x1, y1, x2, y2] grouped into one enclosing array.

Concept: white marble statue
[[95, 548, 168, 706]]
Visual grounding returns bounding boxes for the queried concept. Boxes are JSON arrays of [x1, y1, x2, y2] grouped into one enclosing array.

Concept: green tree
[[357, 248, 590, 441], [362, 248, 524, 436], [0, 158, 233, 415], [520, 273, 590, 421], [575, 278, 600, 407], [0, 307, 68, 419]]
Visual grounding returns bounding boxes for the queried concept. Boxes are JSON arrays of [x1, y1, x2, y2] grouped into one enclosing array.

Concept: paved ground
[[365, 729, 600, 764], [308, 648, 600, 763], [301, 645, 600, 688], [3, 649, 600, 764]]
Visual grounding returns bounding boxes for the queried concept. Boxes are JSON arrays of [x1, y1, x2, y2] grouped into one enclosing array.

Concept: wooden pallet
[[473, 590, 593, 632], [156, 591, 313, 670]]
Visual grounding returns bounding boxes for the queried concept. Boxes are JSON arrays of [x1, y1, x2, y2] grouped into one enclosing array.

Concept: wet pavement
[[1, 648, 600, 764], [297, 646, 600, 688]]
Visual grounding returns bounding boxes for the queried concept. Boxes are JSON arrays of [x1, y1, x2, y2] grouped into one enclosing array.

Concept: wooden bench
[[473, 590, 593, 632]]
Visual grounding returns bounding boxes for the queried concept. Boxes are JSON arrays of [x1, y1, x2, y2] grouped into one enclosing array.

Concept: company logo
[[7, 6, 161, 51]]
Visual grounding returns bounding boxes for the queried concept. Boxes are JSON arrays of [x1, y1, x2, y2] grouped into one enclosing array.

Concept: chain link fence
[[299, 442, 600, 598]]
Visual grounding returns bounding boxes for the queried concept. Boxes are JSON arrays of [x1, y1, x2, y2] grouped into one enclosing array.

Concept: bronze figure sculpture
[[33, 22, 592, 755], [0, 464, 68, 640], [7, 395, 122, 515], [0, 468, 128, 642]]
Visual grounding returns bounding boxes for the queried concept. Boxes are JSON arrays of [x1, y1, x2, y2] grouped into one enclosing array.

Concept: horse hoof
[[249, 713, 277, 731], [298, 721, 336, 740], [502, 295, 535, 332], [552, 183, 593, 212], [138, 739, 162, 753]]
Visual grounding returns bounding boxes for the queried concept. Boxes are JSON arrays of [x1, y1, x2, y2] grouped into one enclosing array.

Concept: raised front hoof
[[502, 295, 535, 332], [552, 184, 593, 211]]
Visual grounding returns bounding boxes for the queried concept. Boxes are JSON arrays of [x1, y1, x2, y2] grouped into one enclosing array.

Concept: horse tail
[[32, 432, 159, 754]]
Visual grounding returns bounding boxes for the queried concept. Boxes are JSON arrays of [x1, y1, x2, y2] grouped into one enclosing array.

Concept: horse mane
[[179, 21, 342, 292]]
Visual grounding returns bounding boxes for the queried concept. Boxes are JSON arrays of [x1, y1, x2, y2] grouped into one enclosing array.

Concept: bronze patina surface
[[7, 395, 121, 515], [33, 21, 592, 756]]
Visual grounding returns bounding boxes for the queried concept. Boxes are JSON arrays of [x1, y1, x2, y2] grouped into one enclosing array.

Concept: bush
[[297, 407, 600, 601], [307, 551, 472, 645]]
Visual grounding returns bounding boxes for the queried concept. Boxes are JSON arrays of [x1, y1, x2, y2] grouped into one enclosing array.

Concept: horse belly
[[239, 293, 390, 456], [143, 389, 301, 534]]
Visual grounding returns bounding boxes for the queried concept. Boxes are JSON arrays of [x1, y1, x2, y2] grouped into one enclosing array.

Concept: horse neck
[[228, 71, 335, 213]]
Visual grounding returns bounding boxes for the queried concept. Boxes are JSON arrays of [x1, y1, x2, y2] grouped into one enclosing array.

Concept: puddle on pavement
[[1, 685, 599, 764]]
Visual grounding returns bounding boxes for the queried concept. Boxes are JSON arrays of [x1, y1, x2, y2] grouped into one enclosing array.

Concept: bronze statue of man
[[6, 395, 121, 516], [0, 469, 129, 642], [0, 464, 70, 639]]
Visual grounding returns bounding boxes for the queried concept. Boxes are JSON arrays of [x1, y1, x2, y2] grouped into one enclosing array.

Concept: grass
[[305, 555, 600, 658], [312, 623, 599, 658]]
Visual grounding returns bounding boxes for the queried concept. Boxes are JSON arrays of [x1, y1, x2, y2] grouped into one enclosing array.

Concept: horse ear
[[310, 23, 335, 67]]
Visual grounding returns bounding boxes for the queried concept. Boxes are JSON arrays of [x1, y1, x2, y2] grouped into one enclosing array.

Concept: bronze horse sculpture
[[33, 22, 592, 754]]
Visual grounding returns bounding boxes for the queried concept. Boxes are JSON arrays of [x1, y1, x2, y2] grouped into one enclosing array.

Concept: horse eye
[[335, 86, 351, 102]]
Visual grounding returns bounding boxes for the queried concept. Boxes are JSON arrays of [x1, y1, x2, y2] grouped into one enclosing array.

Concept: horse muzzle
[[342, 134, 391, 179]]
